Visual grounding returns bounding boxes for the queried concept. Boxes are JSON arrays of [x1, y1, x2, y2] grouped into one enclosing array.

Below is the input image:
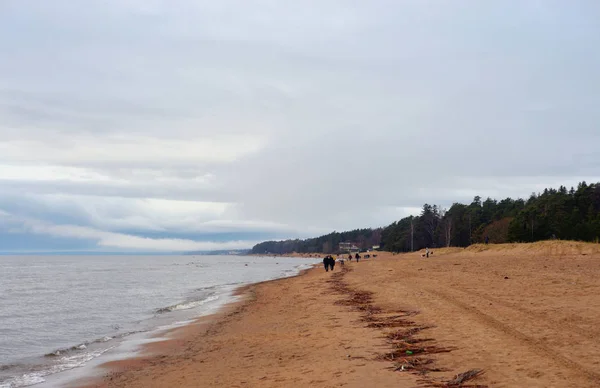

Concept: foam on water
[[155, 294, 220, 314], [0, 347, 114, 388]]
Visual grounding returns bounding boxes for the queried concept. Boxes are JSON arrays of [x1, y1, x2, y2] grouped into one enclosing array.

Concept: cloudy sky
[[1, 1, 599, 252]]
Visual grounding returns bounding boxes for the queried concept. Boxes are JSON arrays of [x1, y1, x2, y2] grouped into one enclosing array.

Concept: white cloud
[[11, 193, 233, 232], [0, 133, 265, 165], [0, 164, 122, 182], [0, 192, 316, 237], [7, 213, 257, 251]]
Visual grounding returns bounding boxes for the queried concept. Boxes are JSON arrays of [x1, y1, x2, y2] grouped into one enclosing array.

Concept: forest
[[250, 182, 600, 254]]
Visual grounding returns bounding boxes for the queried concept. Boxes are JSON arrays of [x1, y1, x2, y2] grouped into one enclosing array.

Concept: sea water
[[0, 255, 318, 387]]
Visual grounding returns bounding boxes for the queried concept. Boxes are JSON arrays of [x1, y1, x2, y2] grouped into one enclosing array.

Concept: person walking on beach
[[355, 253, 360, 262], [323, 255, 336, 272]]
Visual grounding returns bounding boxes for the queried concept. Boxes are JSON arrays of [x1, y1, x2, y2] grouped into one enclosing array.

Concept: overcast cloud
[[1, 1, 599, 252]]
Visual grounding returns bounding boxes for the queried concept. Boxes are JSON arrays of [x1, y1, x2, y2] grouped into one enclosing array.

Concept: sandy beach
[[82, 241, 600, 388]]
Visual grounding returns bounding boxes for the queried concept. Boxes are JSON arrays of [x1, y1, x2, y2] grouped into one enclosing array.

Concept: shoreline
[[76, 262, 411, 388], [76, 242, 600, 387], [3, 256, 318, 388], [69, 265, 318, 388]]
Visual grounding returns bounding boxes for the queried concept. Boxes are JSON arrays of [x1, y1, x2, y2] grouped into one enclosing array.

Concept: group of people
[[349, 253, 361, 262], [322, 255, 336, 272], [322, 253, 364, 272]]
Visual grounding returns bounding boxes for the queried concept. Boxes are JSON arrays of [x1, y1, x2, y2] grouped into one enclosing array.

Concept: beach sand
[[82, 241, 600, 388]]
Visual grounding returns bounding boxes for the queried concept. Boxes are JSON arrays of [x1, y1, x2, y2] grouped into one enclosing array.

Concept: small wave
[[193, 282, 241, 293], [155, 295, 219, 314], [0, 373, 45, 388], [0, 364, 23, 372], [114, 330, 145, 339], [3, 347, 114, 388], [44, 331, 146, 358], [45, 342, 88, 357]]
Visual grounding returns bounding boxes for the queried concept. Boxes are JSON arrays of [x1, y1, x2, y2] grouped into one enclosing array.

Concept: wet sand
[[82, 241, 600, 388]]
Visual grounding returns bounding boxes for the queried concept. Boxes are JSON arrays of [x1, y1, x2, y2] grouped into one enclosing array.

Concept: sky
[[1, 1, 600, 253]]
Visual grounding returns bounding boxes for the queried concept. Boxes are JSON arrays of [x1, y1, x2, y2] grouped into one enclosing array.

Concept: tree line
[[250, 182, 600, 254], [250, 228, 381, 255]]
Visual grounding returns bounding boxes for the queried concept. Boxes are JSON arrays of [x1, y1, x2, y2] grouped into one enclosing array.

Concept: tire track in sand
[[444, 284, 600, 341], [401, 269, 599, 342], [423, 287, 600, 385]]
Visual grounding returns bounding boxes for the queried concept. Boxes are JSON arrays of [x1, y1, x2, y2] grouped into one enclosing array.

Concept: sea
[[0, 254, 319, 388]]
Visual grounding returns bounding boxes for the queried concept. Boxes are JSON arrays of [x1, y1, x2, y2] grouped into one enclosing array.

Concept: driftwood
[[427, 369, 486, 387], [446, 369, 485, 386]]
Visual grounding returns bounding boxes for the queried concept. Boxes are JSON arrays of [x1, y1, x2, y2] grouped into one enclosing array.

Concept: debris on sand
[[442, 369, 485, 387], [329, 267, 487, 387]]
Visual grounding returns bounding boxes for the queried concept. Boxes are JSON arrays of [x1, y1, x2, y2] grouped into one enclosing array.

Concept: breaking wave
[[155, 294, 219, 314], [1, 347, 114, 388], [44, 332, 143, 358]]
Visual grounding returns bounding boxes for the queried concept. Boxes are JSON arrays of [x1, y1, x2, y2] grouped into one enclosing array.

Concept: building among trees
[[339, 242, 359, 252]]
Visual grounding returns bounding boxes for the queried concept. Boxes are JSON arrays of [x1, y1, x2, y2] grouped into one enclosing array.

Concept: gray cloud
[[1, 0, 600, 250]]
